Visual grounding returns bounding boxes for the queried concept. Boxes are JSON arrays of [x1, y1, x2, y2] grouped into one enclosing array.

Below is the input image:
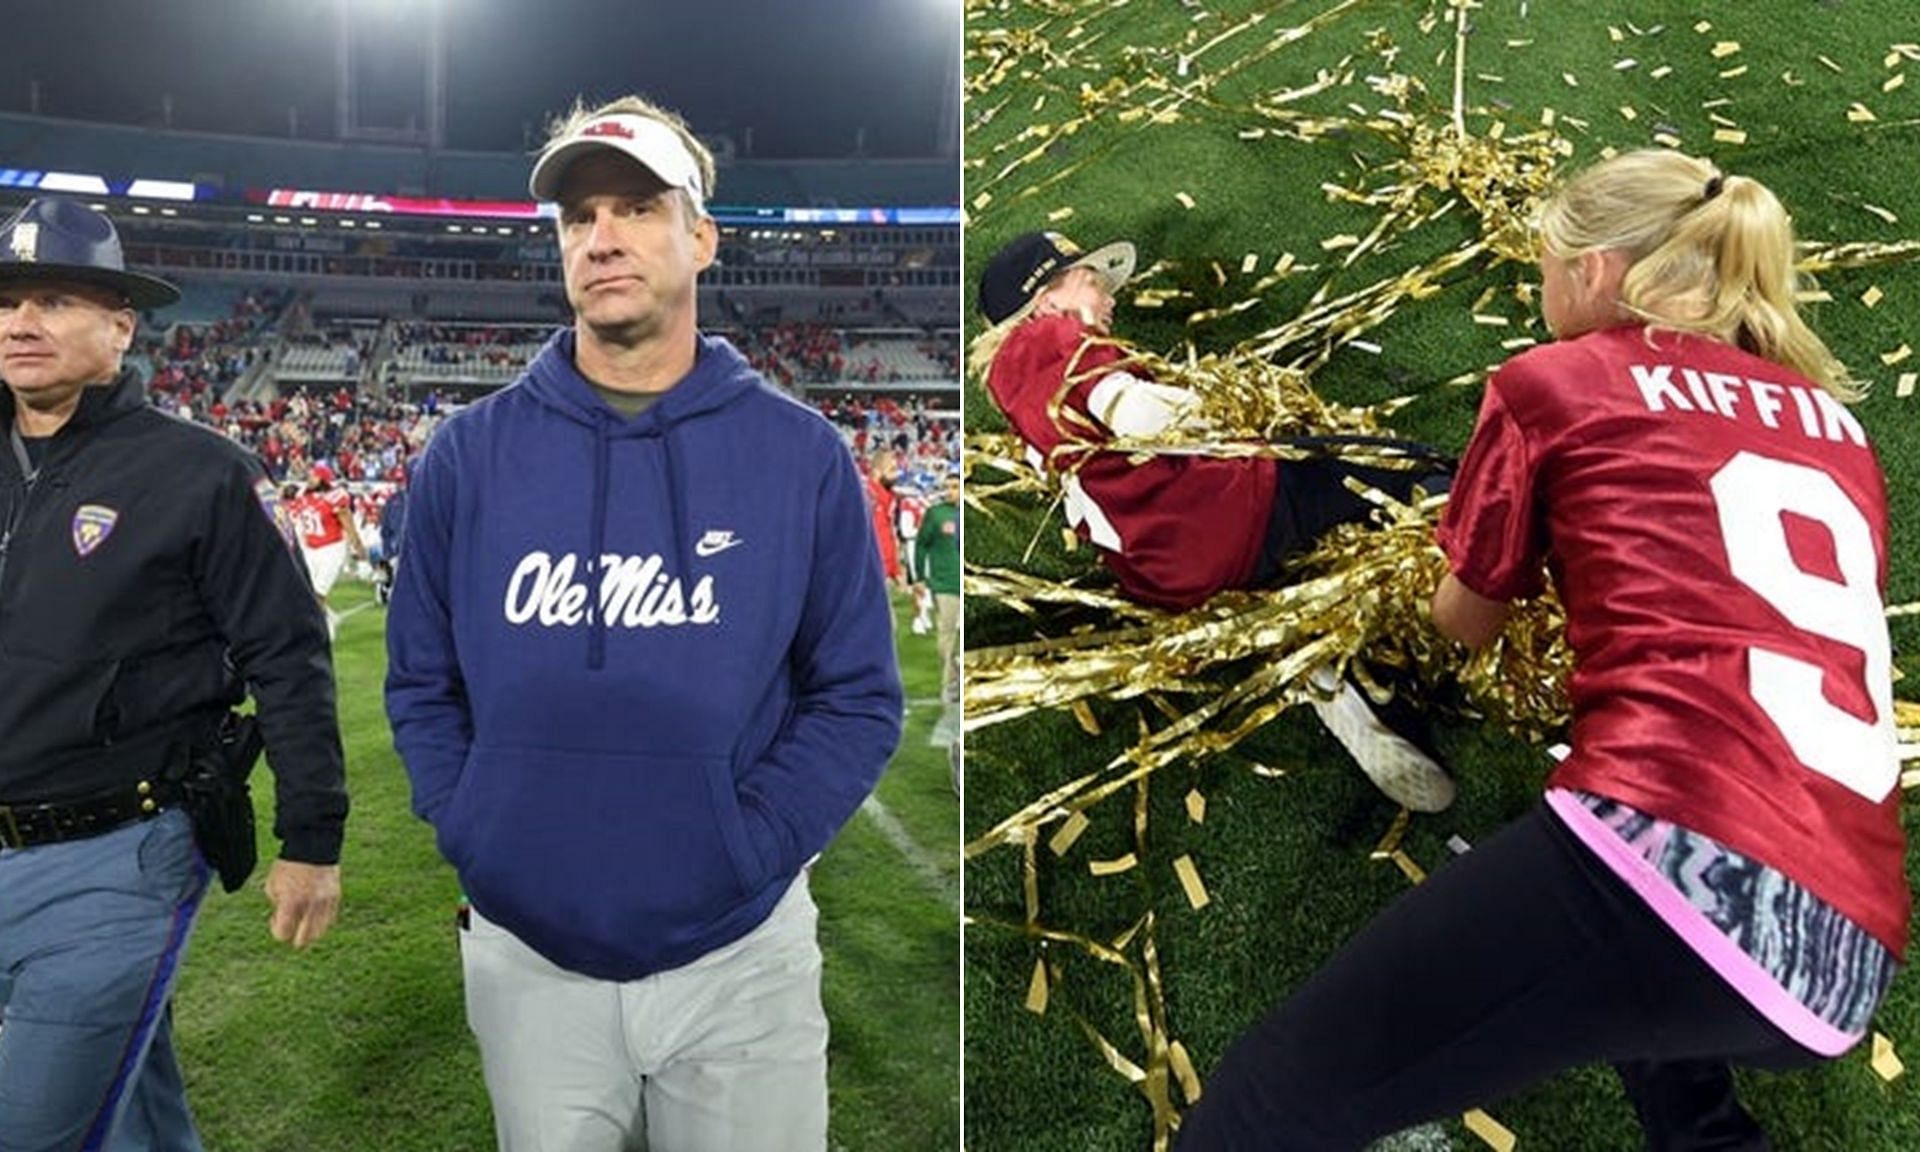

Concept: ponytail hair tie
[[1703, 173, 1725, 201]]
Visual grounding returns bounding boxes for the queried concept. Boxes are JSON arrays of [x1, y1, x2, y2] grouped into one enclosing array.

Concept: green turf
[[172, 581, 959, 1150], [963, 1, 1920, 1148]]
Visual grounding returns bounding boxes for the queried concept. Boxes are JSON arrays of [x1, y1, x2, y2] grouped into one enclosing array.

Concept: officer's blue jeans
[[0, 808, 209, 1152]]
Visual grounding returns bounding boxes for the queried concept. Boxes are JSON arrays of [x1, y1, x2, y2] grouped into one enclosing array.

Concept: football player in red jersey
[[973, 231, 1459, 813], [291, 462, 368, 638], [1177, 151, 1906, 1150]]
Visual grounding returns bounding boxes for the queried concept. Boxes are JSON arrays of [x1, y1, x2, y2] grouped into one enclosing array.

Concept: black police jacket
[[0, 370, 348, 863]]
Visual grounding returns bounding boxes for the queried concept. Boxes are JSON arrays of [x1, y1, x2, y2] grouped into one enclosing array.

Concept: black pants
[[1252, 450, 1453, 585], [1174, 805, 1819, 1151]]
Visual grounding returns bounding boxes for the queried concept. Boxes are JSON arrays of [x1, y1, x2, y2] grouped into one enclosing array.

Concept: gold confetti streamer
[[1465, 1109, 1519, 1151], [1169, 1041, 1204, 1105]]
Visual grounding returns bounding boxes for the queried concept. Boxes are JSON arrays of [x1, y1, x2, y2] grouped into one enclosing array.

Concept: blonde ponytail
[[1538, 150, 1857, 400]]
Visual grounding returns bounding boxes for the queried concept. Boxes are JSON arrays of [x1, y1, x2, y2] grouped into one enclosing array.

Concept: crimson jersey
[[292, 487, 352, 550], [1439, 326, 1907, 954], [987, 315, 1276, 610]]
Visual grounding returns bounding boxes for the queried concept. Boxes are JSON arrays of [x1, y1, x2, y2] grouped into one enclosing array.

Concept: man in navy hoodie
[[385, 96, 904, 1152]]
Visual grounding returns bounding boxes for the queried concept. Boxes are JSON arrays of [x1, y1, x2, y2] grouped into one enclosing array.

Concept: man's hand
[[264, 859, 342, 949]]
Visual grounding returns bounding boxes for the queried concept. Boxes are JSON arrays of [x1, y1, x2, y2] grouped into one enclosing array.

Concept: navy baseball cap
[[0, 196, 180, 309], [977, 231, 1135, 326]]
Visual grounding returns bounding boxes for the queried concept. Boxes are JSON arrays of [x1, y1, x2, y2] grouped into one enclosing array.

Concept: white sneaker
[[1309, 669, 1456, 813]]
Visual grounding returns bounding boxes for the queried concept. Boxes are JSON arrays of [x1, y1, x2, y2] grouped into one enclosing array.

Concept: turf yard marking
[[860, 793, 955, 906]]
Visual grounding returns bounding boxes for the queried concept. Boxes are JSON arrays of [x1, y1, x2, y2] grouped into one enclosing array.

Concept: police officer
[[0, 196, 349, 1151]]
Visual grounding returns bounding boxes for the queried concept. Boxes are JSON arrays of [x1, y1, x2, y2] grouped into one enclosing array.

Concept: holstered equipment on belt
[[172, 712, 265, 893]]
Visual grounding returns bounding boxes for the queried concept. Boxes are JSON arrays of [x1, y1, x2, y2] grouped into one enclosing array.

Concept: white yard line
[[860, 794, 955, 906]]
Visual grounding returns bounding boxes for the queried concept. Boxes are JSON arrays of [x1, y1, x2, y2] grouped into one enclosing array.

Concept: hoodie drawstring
[[587, 417, 611, 669], [663, 431, 691, 588]]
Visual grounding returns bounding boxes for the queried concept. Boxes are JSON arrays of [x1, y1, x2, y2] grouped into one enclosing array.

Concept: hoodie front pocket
[[449, 746, 767, 959]]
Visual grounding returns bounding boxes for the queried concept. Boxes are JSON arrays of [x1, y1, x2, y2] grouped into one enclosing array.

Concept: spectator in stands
[[0, 196, 346, 1149], [916, 469, 962, 703], [385, 94, 902, 1152]]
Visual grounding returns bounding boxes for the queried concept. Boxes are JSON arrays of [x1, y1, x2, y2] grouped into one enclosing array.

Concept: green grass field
[[963, 1, 1920, 1149], [172, 581, 959, 1151]]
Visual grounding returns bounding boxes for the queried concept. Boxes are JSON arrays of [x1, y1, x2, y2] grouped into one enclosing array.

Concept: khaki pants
[[935, 592, 961, 701], [460, 877, 828, 1152]]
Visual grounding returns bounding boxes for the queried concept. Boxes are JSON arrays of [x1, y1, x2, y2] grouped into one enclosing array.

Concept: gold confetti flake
[[1175, 191, 1196, 210], [1614, 58, 1638, 71], [1500, 337, 1540, 350], [1089, 853, 1139, 877], [1472, 314, 1511, 326], [1173, 855, 1211, 910], [1476, 73, 1505, 84], [1562, 71, 1579, 87], [1506, 38, 1533, 48], [1864, 203, 1901, 224], [1608, 25, 1625, 43], [1873, 1033, 1906, 1081], [1797, 289, 1834, 304], [1025, 956, 1050, 1015], [1848, 102, 1879, 122], [1240, 253, 1259, 275], [1072, 699, 1102, 736], [1885, 73, 1908, 92], [1710, 40, 1741, 59], [1719, 65, 1748, 79], [1782, 70, 1803, 86], [1653, 131, 1683, 147], [1712, 128, 1748, 144], [1863, 285, 1885, 308], [1693, 20, 1712, 34], [1049, 810, 1092, 856], [971, 191, 993, 210], [1820, 54, 1845, 73], [1896, 372, 1917, 398], [1321, 234, 1361, 250], [1880, 343, 1912, 366], [1185, 788, 1207, 824], [1540, 107, 1557, 126], [1464, 1109, 1518, 1152], [1238, 128, 1268, 140], [1047, 206, 1076, 222], [1620, 106, 1639, 121], [1031, 95, 1047, 113], [1887, 50, 1904, 69], [1651, 64, 1674, 79]]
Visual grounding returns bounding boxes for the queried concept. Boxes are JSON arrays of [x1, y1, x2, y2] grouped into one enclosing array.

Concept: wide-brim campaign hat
[[528, 112, 707, 214], [977, 231, 1136, 327], [0, 196, 180, 310]]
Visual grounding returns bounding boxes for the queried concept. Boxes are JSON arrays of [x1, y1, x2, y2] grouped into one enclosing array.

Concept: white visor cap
[[529, 114, 707, 214]]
